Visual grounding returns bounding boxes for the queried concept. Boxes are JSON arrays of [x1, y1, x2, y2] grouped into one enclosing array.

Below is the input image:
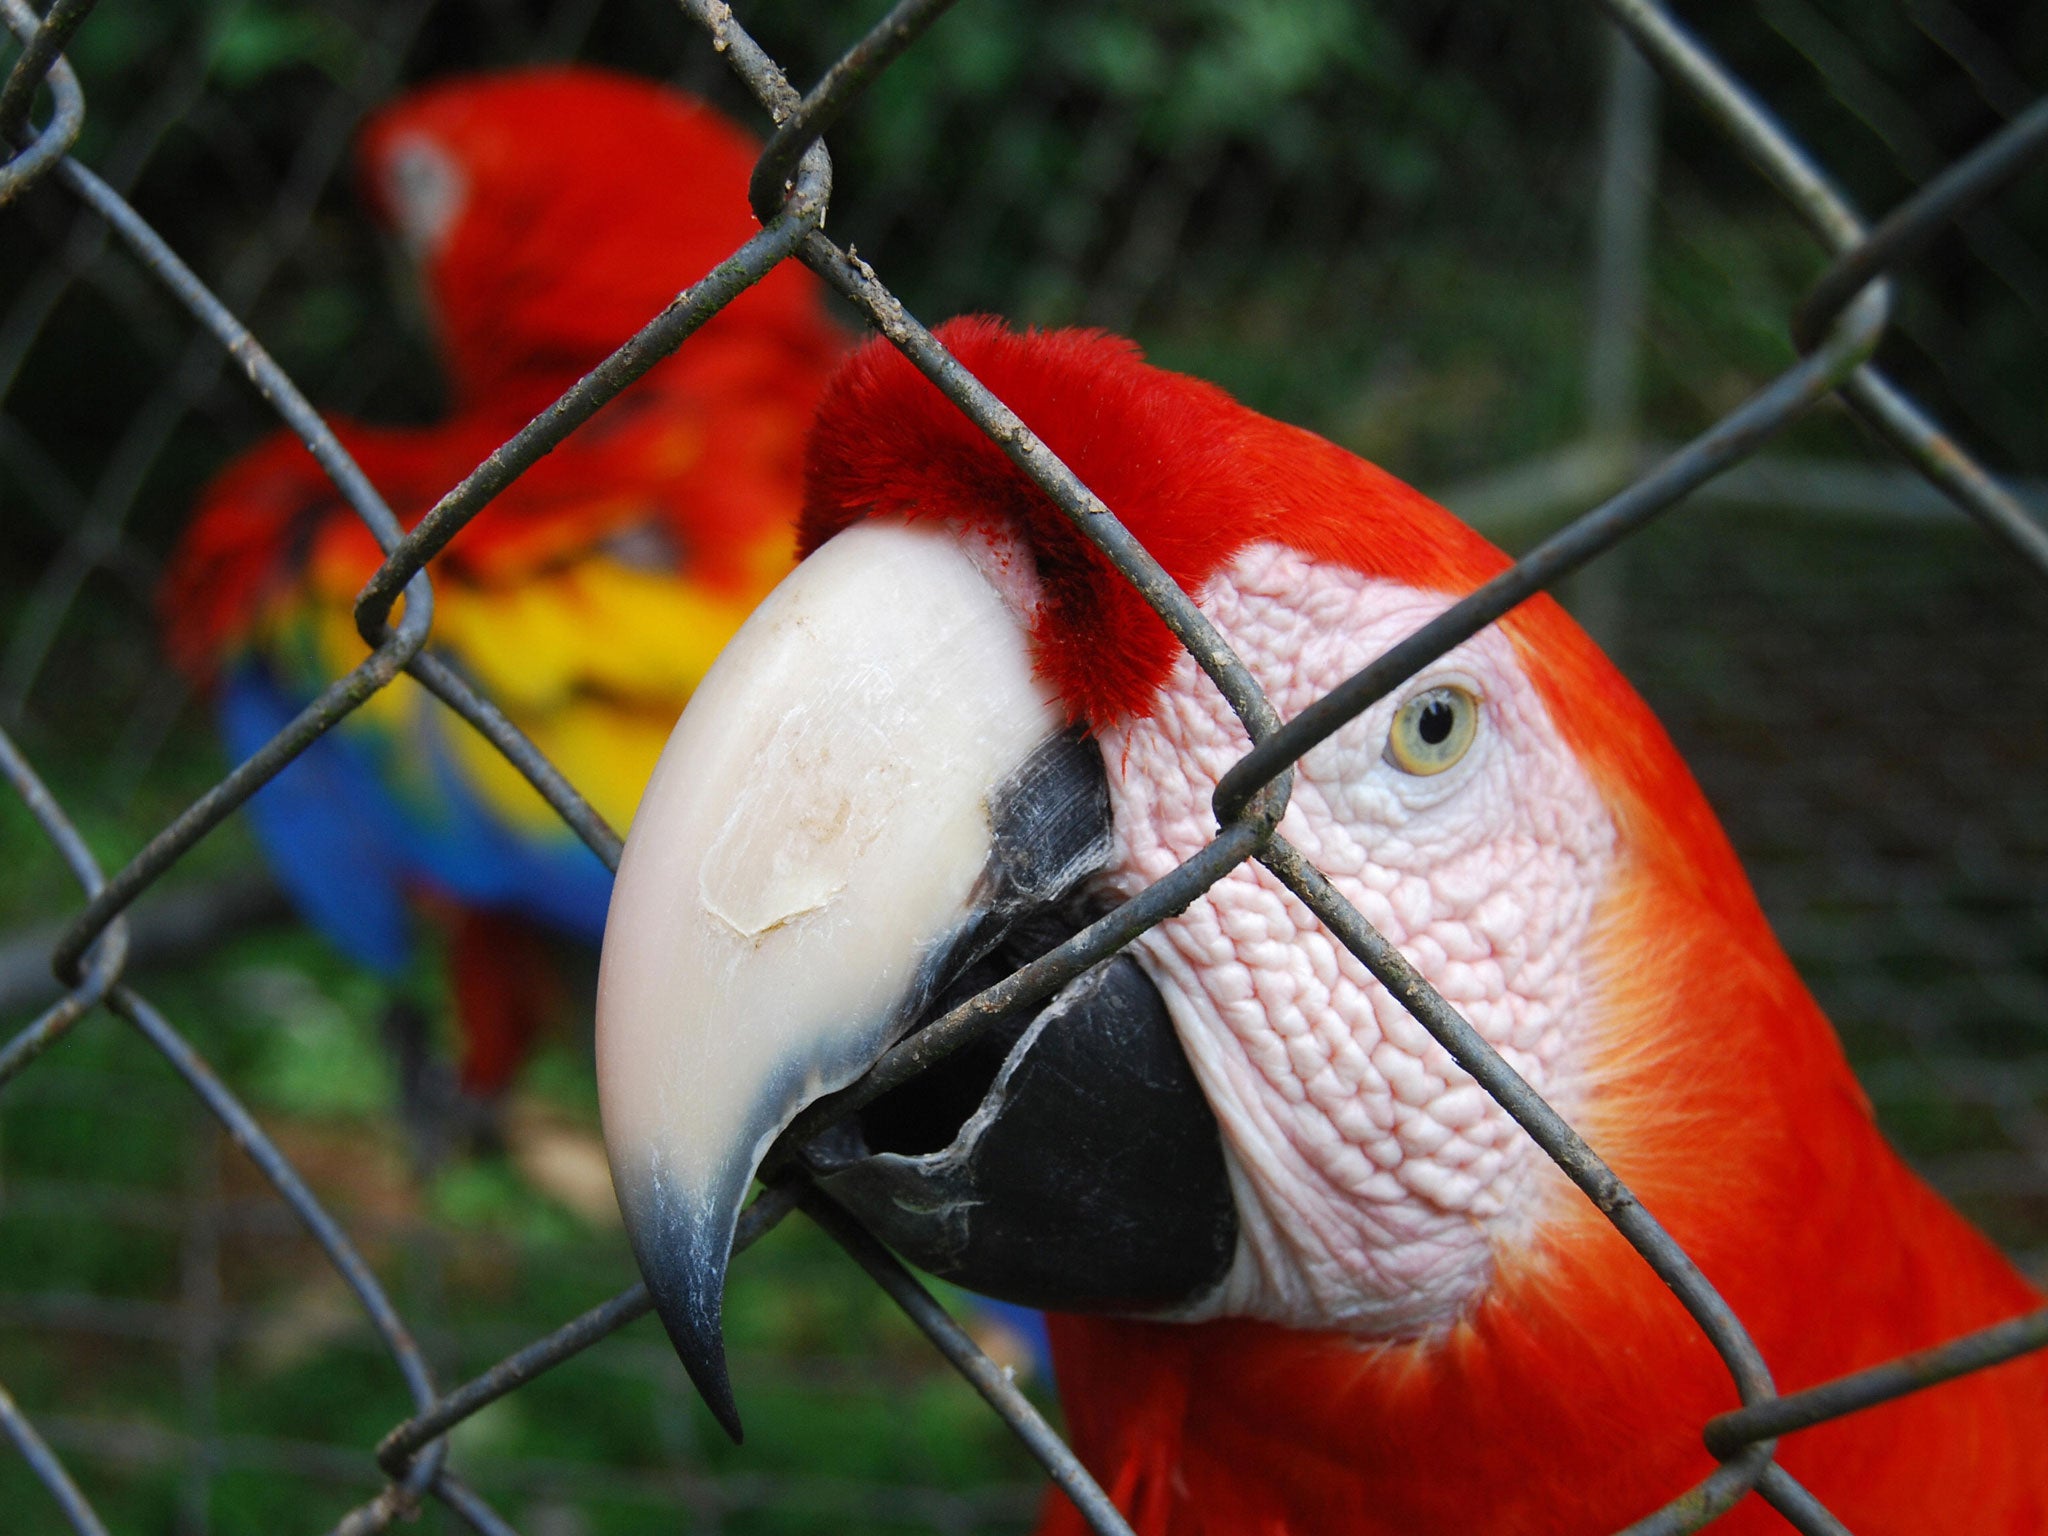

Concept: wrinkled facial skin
[[1099, 542, 1618, 1336]]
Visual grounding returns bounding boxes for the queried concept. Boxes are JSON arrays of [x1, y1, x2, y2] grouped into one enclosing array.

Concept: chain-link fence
[[3, 0, 2048, 1532]]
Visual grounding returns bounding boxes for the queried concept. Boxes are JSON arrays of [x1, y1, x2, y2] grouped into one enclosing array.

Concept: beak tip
[[681, 1327, 745, 1445], [620, 1177, 749, 1442], [716, 1401, 745, 1446], [651, 1264, 746, 1442]]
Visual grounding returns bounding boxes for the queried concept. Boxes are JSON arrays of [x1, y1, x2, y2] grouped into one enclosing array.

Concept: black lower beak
[[805, 945, 1238, 1313]]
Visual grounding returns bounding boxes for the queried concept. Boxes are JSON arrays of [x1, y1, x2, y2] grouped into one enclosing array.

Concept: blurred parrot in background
[[594, 319, 2048, 1531], [160, 67, 845, 1148]]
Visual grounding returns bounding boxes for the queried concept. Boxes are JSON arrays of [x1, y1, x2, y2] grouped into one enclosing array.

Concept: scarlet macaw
[[161, 68, 844, 1130], [594, 319, 2048, 1531]]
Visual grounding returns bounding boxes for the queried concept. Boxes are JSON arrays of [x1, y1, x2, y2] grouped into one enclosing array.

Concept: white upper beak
[[595, 518, 1062, 1435]]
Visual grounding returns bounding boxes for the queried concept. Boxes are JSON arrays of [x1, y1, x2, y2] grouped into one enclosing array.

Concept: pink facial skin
[[1097, 542, 1618, 1336]]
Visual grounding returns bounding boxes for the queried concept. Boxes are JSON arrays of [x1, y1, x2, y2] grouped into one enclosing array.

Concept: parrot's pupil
[[1418, 699, 1454, 745]]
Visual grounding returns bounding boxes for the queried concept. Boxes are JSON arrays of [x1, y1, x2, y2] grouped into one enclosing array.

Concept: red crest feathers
[[803, 317, 1511, 729]]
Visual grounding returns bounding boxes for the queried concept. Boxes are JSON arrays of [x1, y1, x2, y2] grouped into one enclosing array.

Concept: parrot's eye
[[380, 135, 465, 261], [1385, 684, 1479, 776]]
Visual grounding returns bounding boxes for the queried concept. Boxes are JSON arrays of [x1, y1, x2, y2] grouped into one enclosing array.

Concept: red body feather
[[804, 320, 2048, 1533], [166, 67, 840, 689]]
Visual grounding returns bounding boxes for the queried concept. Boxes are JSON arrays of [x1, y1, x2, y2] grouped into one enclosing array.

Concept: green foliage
[[212, 8, 365, 87]]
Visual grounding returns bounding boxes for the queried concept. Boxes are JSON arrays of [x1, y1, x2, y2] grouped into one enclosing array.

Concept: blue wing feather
[[221, 662, 416, 974], [221, 661, 617, 971]]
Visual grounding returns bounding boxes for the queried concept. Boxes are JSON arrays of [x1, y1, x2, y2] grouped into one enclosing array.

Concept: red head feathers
[[803, 318, 1513, 732]]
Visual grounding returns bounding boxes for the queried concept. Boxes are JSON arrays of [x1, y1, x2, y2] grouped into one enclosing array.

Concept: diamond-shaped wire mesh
[[2, 0, 2047, 1532]]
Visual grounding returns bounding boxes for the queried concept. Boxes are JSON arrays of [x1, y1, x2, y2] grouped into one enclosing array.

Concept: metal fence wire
[[2, 0, 2048, 1532]]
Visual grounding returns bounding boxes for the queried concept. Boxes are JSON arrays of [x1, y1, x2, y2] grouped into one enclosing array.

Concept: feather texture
[[163, 67, 844, 1095]]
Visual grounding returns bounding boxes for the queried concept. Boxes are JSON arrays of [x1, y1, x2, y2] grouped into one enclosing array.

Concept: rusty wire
[[1, 0, 2047, 1533]]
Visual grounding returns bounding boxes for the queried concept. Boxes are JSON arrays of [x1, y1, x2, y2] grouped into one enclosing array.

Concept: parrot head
[[355, 65, 832, 408], [595, 318, 1801, 1440]]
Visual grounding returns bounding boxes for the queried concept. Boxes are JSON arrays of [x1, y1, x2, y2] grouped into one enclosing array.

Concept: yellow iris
[[1385, 684, 1480, 776]]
